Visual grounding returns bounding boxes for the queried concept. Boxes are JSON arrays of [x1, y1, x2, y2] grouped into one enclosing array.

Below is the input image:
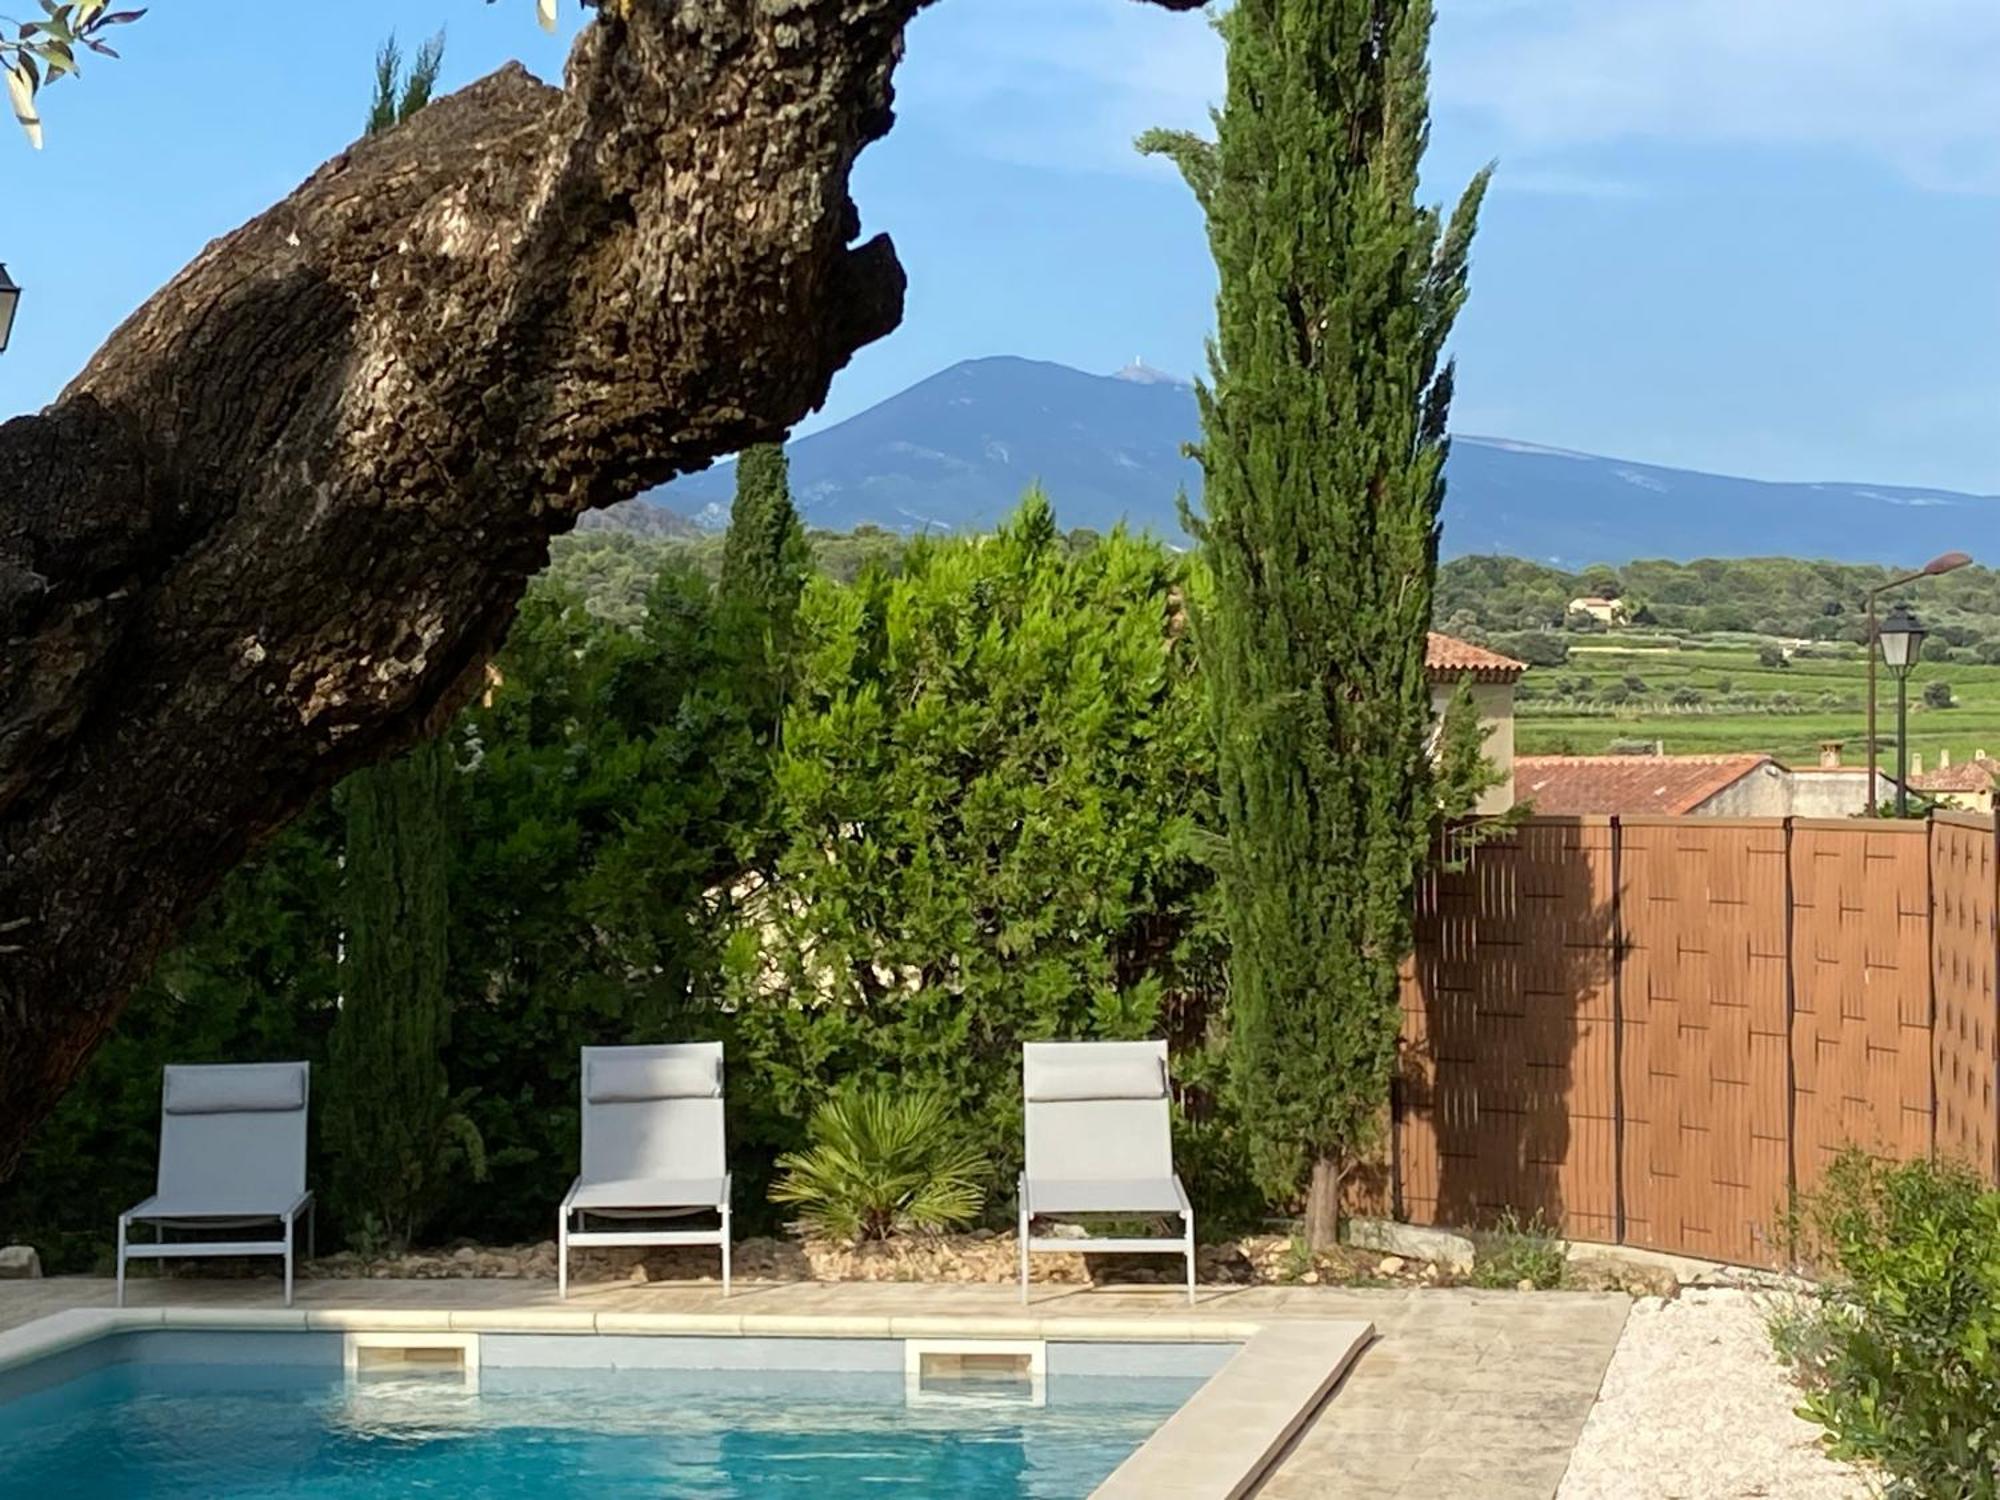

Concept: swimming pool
[[0, 1331, 1225, 1498]]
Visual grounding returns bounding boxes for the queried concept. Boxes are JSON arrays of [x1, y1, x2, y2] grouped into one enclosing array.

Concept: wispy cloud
[[905, 0, 2000, 196], [896, 0, 1222, 176], [1436, 0, 2000, 194]]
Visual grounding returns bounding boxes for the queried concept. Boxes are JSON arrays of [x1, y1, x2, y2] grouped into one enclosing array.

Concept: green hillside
[[1513, 638, 2000, 766]]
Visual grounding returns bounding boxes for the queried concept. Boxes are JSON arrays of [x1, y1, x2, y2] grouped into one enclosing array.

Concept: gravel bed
[[1556, 1288, 1868, 1500]]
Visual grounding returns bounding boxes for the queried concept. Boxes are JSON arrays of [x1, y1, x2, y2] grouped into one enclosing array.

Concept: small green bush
[[1784, 1151, 2000, 1498], [1470, 1209, 1565, 1290], [770, 1087, 986, 1244]]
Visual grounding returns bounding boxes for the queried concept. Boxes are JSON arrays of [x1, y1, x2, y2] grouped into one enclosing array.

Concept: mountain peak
[[1112, 358, 1190, 387], [644, 357, 1996, 565]]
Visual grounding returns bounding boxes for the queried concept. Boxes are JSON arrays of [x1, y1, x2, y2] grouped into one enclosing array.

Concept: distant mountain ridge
[[644, 356, 1998, 567]]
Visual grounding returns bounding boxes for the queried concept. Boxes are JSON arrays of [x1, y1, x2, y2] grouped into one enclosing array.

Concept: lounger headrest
[[163, 1066, 306, 1116], [1025, 1054, 1167, 1103], [587, 1052, 720, 1104]]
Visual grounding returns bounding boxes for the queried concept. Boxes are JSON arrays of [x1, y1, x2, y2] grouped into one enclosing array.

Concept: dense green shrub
[[770, 1087, 986, 1242], [442, 562, 772, 1242], [1487, 630, 1570, 669], [1923, 679, 1955, 709], [1779, 1152, 2000, 1498], [725, 496, 1231, 1213], [0, 812, 342, 1271]]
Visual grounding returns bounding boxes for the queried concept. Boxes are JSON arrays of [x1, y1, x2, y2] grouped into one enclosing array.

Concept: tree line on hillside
[[1435, 555, 2000, 665]]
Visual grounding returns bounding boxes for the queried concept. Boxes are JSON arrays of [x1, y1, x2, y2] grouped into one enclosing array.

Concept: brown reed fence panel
[[1617, 818, 1792, 1267], [1930, 813, 2000, 1181], [1392, 811, 2000, 1266], [1788, 821, 1934, 1195], [1397, 819, 1618, 1243]]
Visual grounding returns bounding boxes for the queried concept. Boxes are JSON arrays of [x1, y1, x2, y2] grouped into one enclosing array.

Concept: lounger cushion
[[569, 1177, 728, 1212], [163, 1068, 305, 1116], [1022, 1176, 1186, 1216], [126, 1191, 303, 1222], [587, 1053, 720, 1104], [1025, 1054, 1166, 1103]]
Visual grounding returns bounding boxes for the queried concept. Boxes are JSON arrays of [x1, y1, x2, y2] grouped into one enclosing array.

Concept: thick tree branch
[[0, 0, 1200, 1177]]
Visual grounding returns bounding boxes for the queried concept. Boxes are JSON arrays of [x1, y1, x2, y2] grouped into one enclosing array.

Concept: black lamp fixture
[[1878, 604, 1927, 815], [0, 263, 18, 354], [1865, 552, 1967, 819], [1877, 604, 1926, 677]]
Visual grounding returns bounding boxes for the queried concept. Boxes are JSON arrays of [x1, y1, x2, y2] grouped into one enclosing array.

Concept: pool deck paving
[[0, 1276, 1628, 1498]]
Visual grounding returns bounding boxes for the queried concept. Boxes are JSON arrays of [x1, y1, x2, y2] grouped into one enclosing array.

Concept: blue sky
[[2, 0, 1996, 493]]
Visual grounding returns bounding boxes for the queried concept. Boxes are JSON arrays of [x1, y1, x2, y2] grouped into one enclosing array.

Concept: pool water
[[0, 1361, 1204, 1498]]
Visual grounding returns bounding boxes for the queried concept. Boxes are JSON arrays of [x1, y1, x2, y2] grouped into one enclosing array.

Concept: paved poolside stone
[[0, 1276, 1630, 1497], [1255, 1290, 1630, 1500]]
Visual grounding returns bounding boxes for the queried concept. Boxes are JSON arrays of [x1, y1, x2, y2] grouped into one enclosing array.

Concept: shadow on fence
[[1393, 811, 2000, 1268]]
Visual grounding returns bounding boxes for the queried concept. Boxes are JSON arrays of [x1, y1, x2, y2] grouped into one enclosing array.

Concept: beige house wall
[[1696, 761, 1792, 817], [1932, 787, 1998, 816], [1432, 678, 1516, 814], [1695, 765, 1895, 818], [1788, 768, 1896, 818]]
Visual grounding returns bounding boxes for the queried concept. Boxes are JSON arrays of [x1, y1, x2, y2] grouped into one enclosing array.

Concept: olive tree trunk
[[0, 0, 1202, 1180]]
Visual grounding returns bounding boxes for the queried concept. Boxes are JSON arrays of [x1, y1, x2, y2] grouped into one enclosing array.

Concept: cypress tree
[[717, 443, 809, 728], [365, 30, 444, 137], [327, 738, 477, 1248], [1145, 0, 1489, 1246], [325, 36, 481, 1251]]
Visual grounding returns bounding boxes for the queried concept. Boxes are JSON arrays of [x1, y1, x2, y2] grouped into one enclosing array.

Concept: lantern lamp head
[[1878, 604, 1926, 675]]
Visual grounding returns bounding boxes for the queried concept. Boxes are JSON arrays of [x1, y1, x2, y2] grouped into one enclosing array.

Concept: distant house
[[1908, 750, 2000, 815], [1516, 740, 1895, 819], [1426, 632, 1527, 814], [1515, 752, 1780, 816], [1567, 596, 1630, 627]]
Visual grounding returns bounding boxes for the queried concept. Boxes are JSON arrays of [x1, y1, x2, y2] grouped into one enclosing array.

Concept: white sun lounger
[[1018, 1039, 1195, 1304], [558, 1042, 731, 1298], [117, 1061, 315, 1307]]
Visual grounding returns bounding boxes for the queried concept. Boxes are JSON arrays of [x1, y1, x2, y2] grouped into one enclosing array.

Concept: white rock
[[1344, 1217, 1476, 1273], [0, 1245, 41, 1279], [1376, 1255, 1407, 1276]]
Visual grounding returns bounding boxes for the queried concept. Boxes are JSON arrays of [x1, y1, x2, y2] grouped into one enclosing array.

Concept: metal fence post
[[1609, 815, 1626, 1247], [1992, 814, 2000, 1185], [1782, 815, 1799, 1253]]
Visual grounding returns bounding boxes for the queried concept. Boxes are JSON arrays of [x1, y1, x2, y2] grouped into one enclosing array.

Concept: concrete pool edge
[[0, 1302, 1373, 1499]]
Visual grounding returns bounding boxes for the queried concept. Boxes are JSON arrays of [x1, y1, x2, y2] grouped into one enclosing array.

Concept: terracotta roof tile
[[1425, 632, 1527, 681], [1909, 757, 2000, 793], [1514, 754, 1776, 816]]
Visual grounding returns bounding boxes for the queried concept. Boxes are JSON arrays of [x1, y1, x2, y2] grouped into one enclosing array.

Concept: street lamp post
[[1866, 551, 1971, 816], [0, 264, 20, 354], [1879, 605, 1926, 817]]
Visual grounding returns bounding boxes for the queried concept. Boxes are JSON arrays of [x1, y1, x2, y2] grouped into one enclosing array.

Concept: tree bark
[[0, 0, 1204, 1180], [1303, 1153, 1345, 1252]]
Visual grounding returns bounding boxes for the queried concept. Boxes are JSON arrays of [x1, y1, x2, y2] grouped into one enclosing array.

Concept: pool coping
[[0, 1301, 1371, 1499]]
